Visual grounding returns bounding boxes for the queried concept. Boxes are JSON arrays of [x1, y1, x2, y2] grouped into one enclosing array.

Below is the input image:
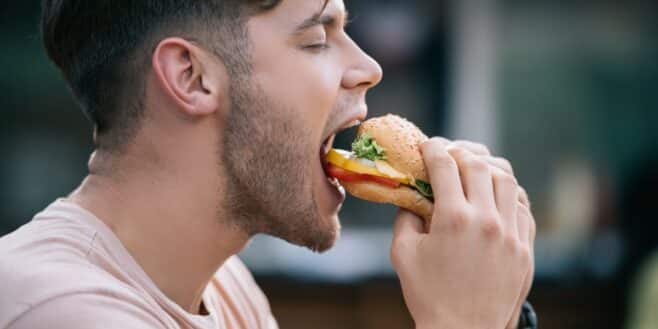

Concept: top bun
[[357, 114, 429, 182]]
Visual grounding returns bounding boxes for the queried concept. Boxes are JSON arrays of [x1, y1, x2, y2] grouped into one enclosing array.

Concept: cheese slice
[[374, 160, 409, 182], [325, 149, 412, 184]]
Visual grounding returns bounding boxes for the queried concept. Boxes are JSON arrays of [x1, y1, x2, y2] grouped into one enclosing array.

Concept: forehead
[[252, 0, 345, 31]]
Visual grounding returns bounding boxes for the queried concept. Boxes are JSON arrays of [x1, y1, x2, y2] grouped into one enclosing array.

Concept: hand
[[446, 140, 536, 329], [390, 138, 535, 329]]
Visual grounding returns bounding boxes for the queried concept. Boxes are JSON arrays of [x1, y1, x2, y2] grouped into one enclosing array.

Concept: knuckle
[[504, 235, 521, 253], [519, 245, 532, 267], [391, 234, 412, 252], [517, 203, 537, 238], [474, 143, 491, 156], [389, 246, 402, 267], [449, 210, 470, 232], [464, 156, 489, 172], [494, 171, 518, 187], [434, 136, 451, 145], [440, 207, 471, 233], [422, 137, 447, 152], [455, 140, 490, 155], [517, 203, 530, 216], [518, 187, 531, 207], [428, 152, 457, 170], [479, 215, 502, 239], [390, 241, 410, 268], [446, 144, 467, 158], [496, 157, 514, 173]]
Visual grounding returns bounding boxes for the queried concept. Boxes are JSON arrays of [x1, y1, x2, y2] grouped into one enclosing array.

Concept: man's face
[[221, 0, 382, 252]]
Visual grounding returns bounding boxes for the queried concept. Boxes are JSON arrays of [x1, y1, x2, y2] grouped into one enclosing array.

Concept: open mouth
[[319, 118, 362, 188], [321, 134, 341, 187], [320, 134, 336, 159]]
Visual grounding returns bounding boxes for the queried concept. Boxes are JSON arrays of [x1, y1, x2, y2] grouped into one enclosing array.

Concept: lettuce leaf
[[414, 179, 434, 199], [351, 133, 386, 161]]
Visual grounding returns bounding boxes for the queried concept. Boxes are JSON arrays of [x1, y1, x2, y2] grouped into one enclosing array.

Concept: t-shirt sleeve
[[8, 293, 167, 329]]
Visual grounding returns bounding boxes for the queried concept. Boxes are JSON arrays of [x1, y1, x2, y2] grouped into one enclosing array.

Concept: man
[[0, 0, 536, 328]]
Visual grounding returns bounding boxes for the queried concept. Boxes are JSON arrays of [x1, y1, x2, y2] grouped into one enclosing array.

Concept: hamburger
[[324, 114, 434, 221]]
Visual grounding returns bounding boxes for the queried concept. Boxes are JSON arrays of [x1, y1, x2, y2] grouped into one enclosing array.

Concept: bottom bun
[[341, 181, 434, 222]]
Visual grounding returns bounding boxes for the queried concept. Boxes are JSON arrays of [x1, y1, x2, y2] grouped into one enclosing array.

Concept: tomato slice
[[325, 163, 363, 182], [325, 164, 401, 188], [363, 174, 401, 188]]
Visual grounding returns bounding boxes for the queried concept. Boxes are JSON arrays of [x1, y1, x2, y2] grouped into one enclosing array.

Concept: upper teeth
[[343, 120, 361, 129]]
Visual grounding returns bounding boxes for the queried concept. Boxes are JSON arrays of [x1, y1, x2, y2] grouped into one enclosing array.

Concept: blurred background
[[2, 0, 658, 328]]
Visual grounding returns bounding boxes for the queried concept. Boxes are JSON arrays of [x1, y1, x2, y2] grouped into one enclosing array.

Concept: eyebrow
[[294, 9, 350, 32]]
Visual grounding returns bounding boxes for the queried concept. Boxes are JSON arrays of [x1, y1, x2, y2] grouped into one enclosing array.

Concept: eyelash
[[301, 17, 355, 53], [304, 42, 330, 51]]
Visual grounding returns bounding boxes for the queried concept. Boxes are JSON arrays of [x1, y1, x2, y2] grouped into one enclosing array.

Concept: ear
[[152, 38, 227, 117]]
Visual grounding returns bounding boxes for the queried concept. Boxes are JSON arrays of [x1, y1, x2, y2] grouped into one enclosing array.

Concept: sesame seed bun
[[342, 114, 434, 222], [341, 181, 434, 222], [357, 114, 429, 182]]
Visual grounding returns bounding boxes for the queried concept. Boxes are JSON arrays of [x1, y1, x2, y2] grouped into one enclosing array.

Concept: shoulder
[[0, 257, 161, 328], [0, 216, 103, 322], [0, 221, 157, 328], [7, 292, 166, 329]]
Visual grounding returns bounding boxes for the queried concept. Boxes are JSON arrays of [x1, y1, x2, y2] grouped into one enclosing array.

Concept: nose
[[341, 38, 383, 90]]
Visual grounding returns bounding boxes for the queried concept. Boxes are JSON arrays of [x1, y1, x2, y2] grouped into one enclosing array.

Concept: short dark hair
[[41, 0, 281, 151]]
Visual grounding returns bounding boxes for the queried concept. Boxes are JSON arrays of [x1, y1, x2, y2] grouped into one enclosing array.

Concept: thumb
[[391, 209, 423, 271], [393, 209, 424, 243]]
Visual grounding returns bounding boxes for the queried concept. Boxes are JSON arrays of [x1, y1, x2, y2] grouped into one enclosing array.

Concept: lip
[[319, 108, 368, 158], [317, 109, 366, 208], [323, 171, 346, 205], [323, 111, 368, 144]]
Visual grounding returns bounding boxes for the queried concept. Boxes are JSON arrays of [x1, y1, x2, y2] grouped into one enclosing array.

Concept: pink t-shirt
[[0, 199, 278, 329]]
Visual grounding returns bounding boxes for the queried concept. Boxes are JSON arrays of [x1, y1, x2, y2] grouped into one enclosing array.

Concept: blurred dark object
[[518, 301, 538, 329], [258, 278, 624, 329], [619, 154, 658, 280], [618, 154, 658, 327]]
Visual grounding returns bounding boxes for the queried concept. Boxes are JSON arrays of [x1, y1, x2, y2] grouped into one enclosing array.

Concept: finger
[[420, 138, 466, 207], [518, 186, 530, 209], [491, 167, 519, 235], [393, 209, 425, 239], [506, 301, 523, 329], [447, 146, 495, 209], [486, 156, 514, 175], [449, 141, 514, 177], [517, 203, 531, 244], [528, 205, 536, 249], [451, 140, 491, 156], [509, 264, 535, 328], [391, 210, 423, 267], [434, 136, 452, 145]]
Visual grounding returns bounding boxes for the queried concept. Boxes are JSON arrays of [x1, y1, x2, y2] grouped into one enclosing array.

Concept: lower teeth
[[327, 176, 342, 188]]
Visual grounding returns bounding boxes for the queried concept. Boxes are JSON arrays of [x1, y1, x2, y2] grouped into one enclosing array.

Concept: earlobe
[[152, 38, 224, 117]]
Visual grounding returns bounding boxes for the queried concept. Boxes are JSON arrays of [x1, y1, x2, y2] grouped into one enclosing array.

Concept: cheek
[[254, 52, 343, 125]]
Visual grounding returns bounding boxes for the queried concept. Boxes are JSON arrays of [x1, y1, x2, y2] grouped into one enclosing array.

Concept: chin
[[316, 212, 342, 253], [295, 201, 342, 253], [305, 156, 345, 252]]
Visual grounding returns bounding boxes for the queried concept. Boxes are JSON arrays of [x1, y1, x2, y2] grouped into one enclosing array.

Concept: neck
[[69, 147, 250, 314]]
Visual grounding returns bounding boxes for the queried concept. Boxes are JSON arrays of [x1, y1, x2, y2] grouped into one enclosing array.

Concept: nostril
[[342, 60, 383, 90]]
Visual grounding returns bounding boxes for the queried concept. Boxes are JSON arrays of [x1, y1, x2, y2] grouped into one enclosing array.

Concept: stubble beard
[[220, 76, 338, 253]]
